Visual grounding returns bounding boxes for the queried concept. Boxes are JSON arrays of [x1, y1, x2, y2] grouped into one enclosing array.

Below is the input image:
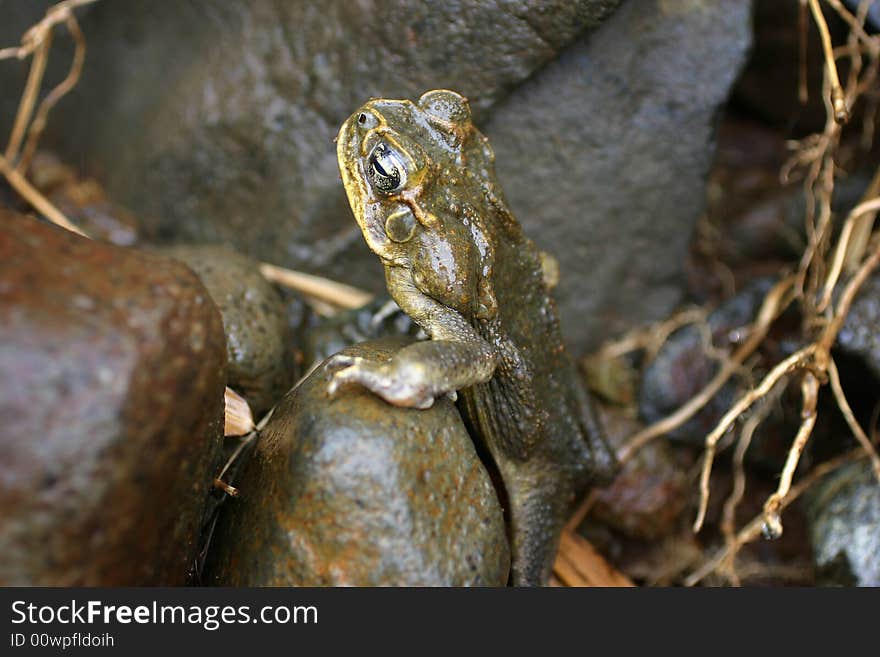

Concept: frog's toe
[[402, 392, 435, 410], [327, 363, 362, 396]]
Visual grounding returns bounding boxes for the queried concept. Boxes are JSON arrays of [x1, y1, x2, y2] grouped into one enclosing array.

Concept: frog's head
[[336, 90, 490, 260], [337, 90, 498, 318]]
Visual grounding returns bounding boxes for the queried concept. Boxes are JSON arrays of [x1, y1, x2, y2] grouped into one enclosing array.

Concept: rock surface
[[163, 245, 297, 416], [590, 409, 689, 541], [303, 296, 422, 371], [204, 340, 510, 586], [837, 272, 880, 381], [0, 211, 227, 585], [1, 0, 751, 353], [27, 151, 141, 247], [639, 279, 772, 445], [807, 460, 880, 586], [6, 0, 619, 302], [485, 0, 752, 348], [732, 0, 848, 133]]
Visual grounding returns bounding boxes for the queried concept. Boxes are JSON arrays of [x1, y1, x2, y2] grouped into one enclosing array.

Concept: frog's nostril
[[358, 113, 367, 125]]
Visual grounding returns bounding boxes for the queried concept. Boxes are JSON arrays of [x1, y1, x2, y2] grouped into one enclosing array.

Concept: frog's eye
[[367, 143, 406, 194], [384, 207, 417, 243]]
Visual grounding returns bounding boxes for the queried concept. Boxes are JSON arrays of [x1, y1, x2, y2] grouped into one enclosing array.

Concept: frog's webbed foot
[[327, 353, 436, 409]]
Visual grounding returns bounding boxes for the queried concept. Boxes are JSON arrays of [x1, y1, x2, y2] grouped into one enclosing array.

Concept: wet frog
[[329, 90, 616, 585]]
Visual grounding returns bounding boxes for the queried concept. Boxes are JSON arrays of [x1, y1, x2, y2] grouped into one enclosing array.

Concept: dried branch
[[259, 262, 373, 312], [828, 357, 880, 482], [761, 372, 820, 539], [808, 0, 849, 123], [0, 154, 88, 237], [590, 307, 708, 363], [616, 275, 796, 465], [18, 13, 87, 173], [819, 194, 880, 311], [685, 448, 866, 586], [0, 0, 97, 59], [693, 345, 817, 532], [718, 387, 783, 585]]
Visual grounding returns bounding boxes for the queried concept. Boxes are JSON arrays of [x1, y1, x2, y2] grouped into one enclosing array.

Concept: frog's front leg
[[327, 267, 496, 409], [327, 338, 494, 408]]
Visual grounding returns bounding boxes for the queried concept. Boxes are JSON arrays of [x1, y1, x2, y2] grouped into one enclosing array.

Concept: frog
[[328, 89, 617, 586]]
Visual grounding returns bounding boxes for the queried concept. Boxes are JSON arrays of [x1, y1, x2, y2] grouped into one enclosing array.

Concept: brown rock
[[590, 408, 689, 541], [0, 211, 227, 585], [204, 340, 510, 586]]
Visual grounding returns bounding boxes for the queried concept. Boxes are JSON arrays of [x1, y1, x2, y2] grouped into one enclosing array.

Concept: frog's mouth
[[336, 114, 368, 229]]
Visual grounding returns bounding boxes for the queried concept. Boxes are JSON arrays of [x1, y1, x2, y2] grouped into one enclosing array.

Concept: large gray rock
[[7, 0, 619, 299], [486, 0, 752, 348], [204, 340, 510, 586], [0, 211, 227, 585], [0, 0, 750, 351], [807, 460, 880, 586]]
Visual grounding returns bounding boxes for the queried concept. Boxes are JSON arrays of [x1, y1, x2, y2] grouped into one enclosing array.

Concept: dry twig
[[259, 262, 373, 313], [808, 0, 850, 123]]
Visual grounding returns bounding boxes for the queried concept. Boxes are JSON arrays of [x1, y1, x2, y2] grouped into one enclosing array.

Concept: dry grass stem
[[842, 167, 880, 274], [18, 13, 86, 173], [0, 154, 89, 237], [799, 0, 810, 104], [212, 478, 239, 497], [819, 238, 880, 355], [259, 262, 373, 312]]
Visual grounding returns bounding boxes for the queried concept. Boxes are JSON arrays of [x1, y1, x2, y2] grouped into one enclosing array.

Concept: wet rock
[[8, 0, 620, 300], [0, 211, 227, 585], [28, 151, 140, 247], [807, 460, 880, 586], [733, 0, 849, 134], [837, 272, 880, 381], [163, 245, 297, 416], [485, 0, 752, 349], [696, 118, 874, 289], [701, 118, 804, 269], [303, 296, 422, 371], [589, 408, 689, 541], [639, 279, 772, 445], [204, 340, 510, 586]]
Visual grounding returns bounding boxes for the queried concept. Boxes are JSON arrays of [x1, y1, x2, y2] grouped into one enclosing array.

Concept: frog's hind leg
[[570, 375, 618, 486], [501, 467, 571, 586]]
